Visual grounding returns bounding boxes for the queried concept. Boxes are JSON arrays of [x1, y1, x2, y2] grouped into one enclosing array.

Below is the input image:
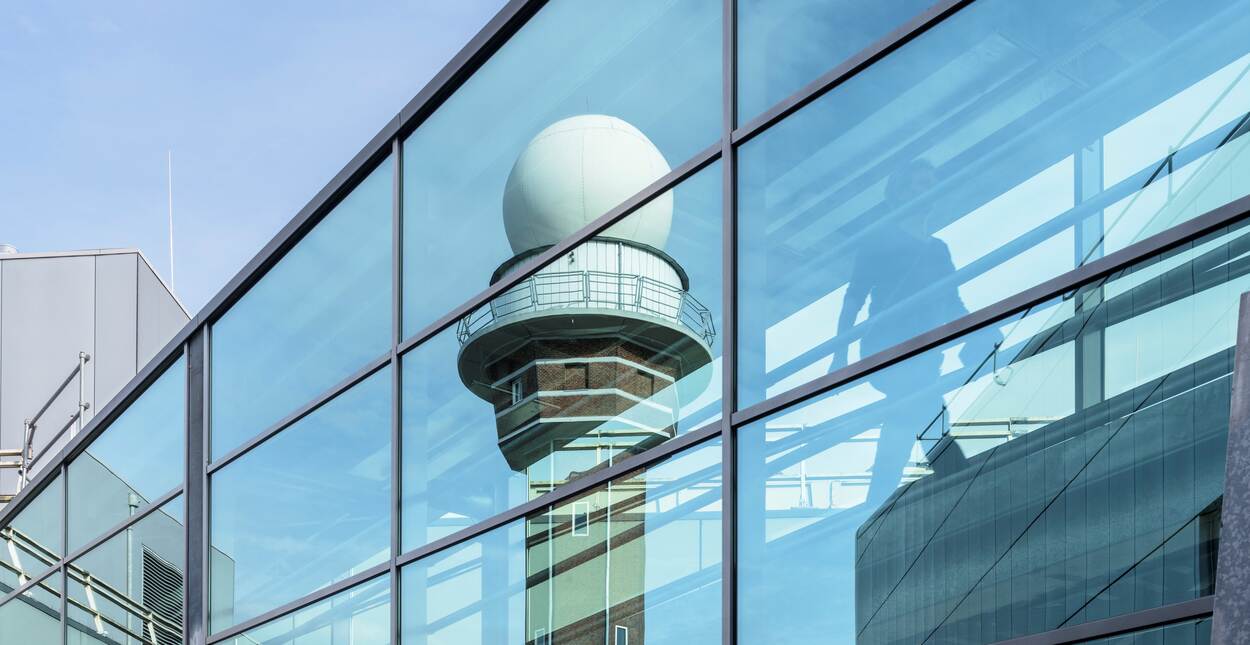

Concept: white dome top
[[502, 115, 673, 255]]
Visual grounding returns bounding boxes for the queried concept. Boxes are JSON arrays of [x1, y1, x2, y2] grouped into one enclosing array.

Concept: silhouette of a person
[[832, 160, 971, 508]]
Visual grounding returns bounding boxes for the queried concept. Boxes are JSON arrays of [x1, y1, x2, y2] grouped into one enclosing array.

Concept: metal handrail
[[2, 524, 181, 644], [4, 352, 91, 495], [457, 270, 716, 346]]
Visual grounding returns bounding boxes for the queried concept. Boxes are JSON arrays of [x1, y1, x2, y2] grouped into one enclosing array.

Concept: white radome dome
[[502, 115, 673, 255]]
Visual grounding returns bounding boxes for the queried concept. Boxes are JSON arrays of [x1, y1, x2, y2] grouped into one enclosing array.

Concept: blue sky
[[0, 1, 504, 312]]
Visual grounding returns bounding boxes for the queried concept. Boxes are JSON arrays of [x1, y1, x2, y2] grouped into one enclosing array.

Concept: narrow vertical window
[[511, 377, 524, 405], [571, 501, 591, 537]]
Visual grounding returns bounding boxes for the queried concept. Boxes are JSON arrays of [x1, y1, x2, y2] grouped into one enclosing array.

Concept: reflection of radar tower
[[455, 115, 714, 645], [456, 115, 714, 482]]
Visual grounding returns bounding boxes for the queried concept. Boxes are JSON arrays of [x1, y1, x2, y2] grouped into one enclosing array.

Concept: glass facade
[[2, 0, 1247, 643], [209, 368, 391, 632], [400, 0, 720, 338], [401, 440, 721, 644], [67, 496, 184, 644], [401, 163, 722, 551], [210, 158, 392, 460], [68, 354, 185, 551], [223, 575, 390, 645], [738, 0, 1250, 406], [739, 222, 1246, 643]]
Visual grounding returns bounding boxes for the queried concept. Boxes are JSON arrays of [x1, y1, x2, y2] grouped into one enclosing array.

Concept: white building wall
[[0, 250, 189, 496]]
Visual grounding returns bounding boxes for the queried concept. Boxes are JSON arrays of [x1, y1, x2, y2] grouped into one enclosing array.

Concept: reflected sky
[[402, 0, 720, 337], [210, 368, 391, 632], [739, 0, 1250, 408]]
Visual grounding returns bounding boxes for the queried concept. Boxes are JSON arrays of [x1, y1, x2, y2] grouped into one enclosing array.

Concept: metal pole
[[75, 352, 91, 438], [19, 420, 30, 489]]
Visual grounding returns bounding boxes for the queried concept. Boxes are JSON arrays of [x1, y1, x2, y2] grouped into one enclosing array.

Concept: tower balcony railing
[[457, 270, 716, 346]]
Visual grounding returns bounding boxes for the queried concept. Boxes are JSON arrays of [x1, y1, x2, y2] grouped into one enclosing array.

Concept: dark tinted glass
[[738, 0, 1250, 406], [402, 0, 720, 337], [210, 368, 391, 633], [402, 164, 722, 550], [403, 439, 722, 644], [69, 355, 185, 551], [212, 158, 391, 460], [1081, 616, 1209, 644], [738, 222, 1247, 642]]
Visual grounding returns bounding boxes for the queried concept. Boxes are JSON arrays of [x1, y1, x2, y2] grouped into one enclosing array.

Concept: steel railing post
[[74, 351, 91, 438]]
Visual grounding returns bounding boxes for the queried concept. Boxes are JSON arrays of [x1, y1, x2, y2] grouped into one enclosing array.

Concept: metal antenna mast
[[167, 149, 175, 290]]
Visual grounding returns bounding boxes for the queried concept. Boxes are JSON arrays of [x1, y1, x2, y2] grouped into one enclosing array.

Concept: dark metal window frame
[[0, 0, 1241, 642]]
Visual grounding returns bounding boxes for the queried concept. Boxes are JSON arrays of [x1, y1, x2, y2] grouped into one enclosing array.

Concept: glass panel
[[738, 222, 1247, 643], [402, 440, 721, 644], [68, 355, 185, 551], [0, 571, 62, 644], [0, 474, 62, 591], [211, 158, 392, 460], [223, 575, 390, 645], [737, 0, 931, 124], [738, 0, 1250, 406], [1081, 616, 1210, 644], [402, 165, 722, 550], [401, 0, 720, 337], [210, 367, 391, 633], [66, 496, 184, 645]]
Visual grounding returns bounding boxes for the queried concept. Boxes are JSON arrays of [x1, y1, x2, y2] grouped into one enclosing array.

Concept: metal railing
[[457, 270, 716, 346], [1, 525, 181, 644], [0, 352, 90, 502]]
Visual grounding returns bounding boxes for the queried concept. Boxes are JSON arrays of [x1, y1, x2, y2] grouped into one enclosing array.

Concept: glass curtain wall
[[738, 222, 1249, 643], [7, 0, 1250, 644]]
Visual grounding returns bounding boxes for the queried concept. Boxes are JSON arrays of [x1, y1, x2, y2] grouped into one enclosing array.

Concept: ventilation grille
[[141, 547, 184, 645]]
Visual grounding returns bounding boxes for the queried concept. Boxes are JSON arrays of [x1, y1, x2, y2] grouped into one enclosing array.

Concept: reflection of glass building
[[6, 0, 1250, 643]]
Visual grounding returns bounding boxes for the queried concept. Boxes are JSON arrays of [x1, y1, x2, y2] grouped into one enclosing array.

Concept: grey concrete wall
[[0, 250, 189, 495]]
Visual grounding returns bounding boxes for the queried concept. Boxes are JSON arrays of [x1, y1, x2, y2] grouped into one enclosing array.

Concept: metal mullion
[[731, 193, 1250, 430], [390, 135, 404, 645], [58, 461, 66, 645], [729, 0, 973, 147], [720, 0, 738, 643], [205, 352, 392, 476], [186, 330, 207, 645], [395, 420, 723, 571], [396, 0, 546, 139], [396, 143, 721, 357], [204, 562, 391, 644], [200, 326, 212, 642], [990, 596, 1213, 645]]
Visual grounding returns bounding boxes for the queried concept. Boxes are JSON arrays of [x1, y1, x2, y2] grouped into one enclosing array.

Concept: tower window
[[510, 378, 524, 405], [572, 501, 590, 536]]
